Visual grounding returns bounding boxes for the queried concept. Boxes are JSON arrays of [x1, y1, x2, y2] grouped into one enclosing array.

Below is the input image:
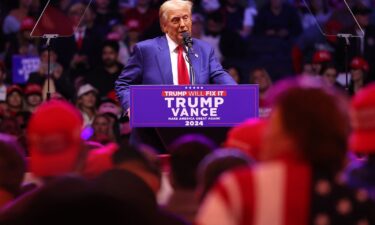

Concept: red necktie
[[177, 45, 190, 84], [76, 30, 84, 50]]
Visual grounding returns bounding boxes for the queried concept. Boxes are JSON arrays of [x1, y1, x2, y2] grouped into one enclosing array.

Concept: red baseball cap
[[20, 17, 36, 31], [7, 85, 23, 95], [27, 100, 83, 177], [350, 56, 369, 72], [224, 118, 267, 160], [312, 50, 332, 64], [349, 83, 375, 153], [24, 83, 42, 96], [82, 142, 118, 178], [125, 19, 141, 32]]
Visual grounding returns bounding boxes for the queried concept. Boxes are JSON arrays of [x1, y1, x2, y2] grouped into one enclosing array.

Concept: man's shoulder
[[192, 38, 212, 49], [136, 36, 166, 49]]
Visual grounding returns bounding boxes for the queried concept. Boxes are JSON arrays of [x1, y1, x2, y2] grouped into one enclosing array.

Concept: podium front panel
[[130, 85, 258, 127]]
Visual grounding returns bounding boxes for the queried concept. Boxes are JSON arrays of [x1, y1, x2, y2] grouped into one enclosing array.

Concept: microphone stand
[[43, 34, 59, 101], [337, 33, 352, 91], [183, 46, 196, 85]]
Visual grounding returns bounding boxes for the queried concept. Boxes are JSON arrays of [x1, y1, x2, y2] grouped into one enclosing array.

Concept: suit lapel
[[189, 40, 201, 84], [156, 36, 173, 84]]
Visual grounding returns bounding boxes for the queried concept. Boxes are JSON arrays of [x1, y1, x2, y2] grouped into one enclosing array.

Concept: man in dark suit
[[115, 0, 236, 151]]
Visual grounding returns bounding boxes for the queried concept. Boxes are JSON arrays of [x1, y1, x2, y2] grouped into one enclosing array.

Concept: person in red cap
[[224, 118, 267, 161], [5, 85, 24, 118], [347, 83, 375, 200], [349, 56, 370, 96], [3, 16, 39, 68], [122, 0, 159, 35], [27, 100, 85, 178], [2, 0, 33, 35], [24, 83, 43, 113], [311, 50, 333, 76]]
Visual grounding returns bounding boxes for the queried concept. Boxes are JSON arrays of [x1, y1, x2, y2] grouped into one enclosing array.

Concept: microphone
[[182, 31, 193, 51], [182, 31, 198, 58]]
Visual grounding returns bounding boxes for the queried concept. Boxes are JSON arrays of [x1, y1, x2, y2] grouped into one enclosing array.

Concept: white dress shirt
[[166, 34, 190, 85]]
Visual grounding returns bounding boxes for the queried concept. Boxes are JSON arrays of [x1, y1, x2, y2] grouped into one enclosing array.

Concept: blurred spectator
[[335, 4, 375, 74], [254, 0, 302, 40], [5, 85, 24, 118], [201, 11, 245, 61], [122, 0, 159, 36], [349, 56, 370, 96], [26, 100, 84, 178], [107, 22, 131, 65], [2, 0, 33, 35], [0, 62, 8, 105], [347, 83, 375, 200], [98, 95, 122, 118], [292, 20, 341, 74], [0, 176, 150, 225], [220, 0, 254, 38], [86, 41, 123, 97], [24, 83, 43, 113], [224, 118, 267, 160], [3, 16, 39, 71], [196, 77, 375, 225], [76, 84, 98, 127], [89, 113, 116, 145], [93, 0, 122, 39], [249, 67, 272, 118], [97, 144, 188, 225], [15, 110, 31, 149], [0, 118, 22, 137], [111, 144, 162, 194], [199, 0, 220, 14], [54, 2, 102, 74], [27, 46, 74, 100], [191, 13, 204, 39], [319, 63, 344, 89], [196, 148, 253, 201], [300, 0, 331, 30], [224, 64, 241, 83], [81, 142, 118, 179], [165, 134, 216, 223], [124, 19, 143, 53], [0, 134, 26, 208]]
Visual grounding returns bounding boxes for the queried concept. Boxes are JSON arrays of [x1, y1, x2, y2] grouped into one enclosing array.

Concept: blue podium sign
[[130, 85, 258, 127]]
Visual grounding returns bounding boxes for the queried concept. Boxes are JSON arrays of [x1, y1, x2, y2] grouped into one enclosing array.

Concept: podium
[[130, 85, 259, 151]]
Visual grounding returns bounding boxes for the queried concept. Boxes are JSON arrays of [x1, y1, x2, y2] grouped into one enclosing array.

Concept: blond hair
[[159, 0, 193, 31]]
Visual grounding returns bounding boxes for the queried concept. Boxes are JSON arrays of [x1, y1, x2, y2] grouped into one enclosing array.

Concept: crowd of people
[[0, 0, 375, 224]]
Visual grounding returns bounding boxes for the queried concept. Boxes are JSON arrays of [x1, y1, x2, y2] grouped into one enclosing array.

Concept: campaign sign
[[130, 85, 258, 127], [12, 55, 40, 84]]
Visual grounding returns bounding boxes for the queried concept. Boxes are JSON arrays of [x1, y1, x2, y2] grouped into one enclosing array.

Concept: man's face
[[27, 94, 42, 107], [102, 46, 118, 67], [162, 8, 192, 44]]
